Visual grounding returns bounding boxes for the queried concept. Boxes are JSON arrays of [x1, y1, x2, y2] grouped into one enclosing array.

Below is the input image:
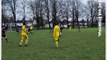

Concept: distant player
[[2, 26, 8, 42], [16, 26, 19, 33], [19, 22, 29, 46], [53, 22, 60, 48], [28, 25, 33, 33]]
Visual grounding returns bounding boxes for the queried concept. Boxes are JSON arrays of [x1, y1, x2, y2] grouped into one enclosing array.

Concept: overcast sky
[[15, 0, 105, 20], [81, 0, 105, 4]]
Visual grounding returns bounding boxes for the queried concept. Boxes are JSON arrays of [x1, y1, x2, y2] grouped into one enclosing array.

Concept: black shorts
[[2, 34, 6, 37], [16, 30, 19, 32]]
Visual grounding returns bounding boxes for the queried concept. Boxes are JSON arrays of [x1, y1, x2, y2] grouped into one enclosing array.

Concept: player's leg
[[54, 37, 59, 48], [2, 34, 8, 42], [1, 37, 4, 41], [25, 34, 28, 46], [5, 37, 8, 42], [19, 35, 24, 46], [5, 34, 8, 42], [55, 40, 58, 48]]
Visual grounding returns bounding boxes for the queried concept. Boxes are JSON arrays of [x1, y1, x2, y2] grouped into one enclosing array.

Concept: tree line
[[2, 0, 105, 29]]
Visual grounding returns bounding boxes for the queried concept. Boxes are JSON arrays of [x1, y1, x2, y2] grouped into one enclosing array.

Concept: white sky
[[15, 0, 105, 20], [81, 0, 105, 4]]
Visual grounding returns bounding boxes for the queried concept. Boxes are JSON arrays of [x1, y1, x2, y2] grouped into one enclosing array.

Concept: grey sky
[[81, 0, 105, 4], [14, 0, 105, 20]]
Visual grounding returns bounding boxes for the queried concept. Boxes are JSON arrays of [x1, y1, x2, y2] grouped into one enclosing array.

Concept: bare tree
[[6, 0, 18, 27], [44, 0, 50, 29], [64, 0, 71, 28], [75, 0, 81, 32], [71, 0, 82, 32], [21, 0, 27, 22], [2, 0, 8, 25], [93, 1, 99, 21], [86, 0, 99, 27], [71, 0, 75, 28], [28, 0, 36, 21], [34, 0, 45, 29], [39, 0, 45, 29], [101, 2, 105, 23], [50, 0, 59, 27], [35, 0, 40, 29]]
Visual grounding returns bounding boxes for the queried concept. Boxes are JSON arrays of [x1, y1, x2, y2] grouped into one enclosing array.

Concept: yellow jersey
[[22, 25, 27, 35], [30, 26, 33, 30], [53, 25, 60, 39]]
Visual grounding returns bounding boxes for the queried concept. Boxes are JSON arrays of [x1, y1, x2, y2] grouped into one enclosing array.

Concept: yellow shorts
[[22, 34, 28, 39], [54, 36, 59, 41]]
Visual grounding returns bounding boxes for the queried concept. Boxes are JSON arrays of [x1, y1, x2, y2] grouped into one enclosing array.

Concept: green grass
[[2, 28, 105, 60]]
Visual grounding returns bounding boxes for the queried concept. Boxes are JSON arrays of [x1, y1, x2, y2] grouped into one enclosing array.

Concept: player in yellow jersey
[[30, 25, 33, 31], [28, 25, 33, 33], [53, 22, 60, 48], [19, 22, 28, 47]]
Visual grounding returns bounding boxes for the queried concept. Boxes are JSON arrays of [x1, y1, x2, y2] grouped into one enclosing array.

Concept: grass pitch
[[2, 28, 105, 60]]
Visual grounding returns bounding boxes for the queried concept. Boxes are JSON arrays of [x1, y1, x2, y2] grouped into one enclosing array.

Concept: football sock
[[25, 39, 28, 45], [19, 40, 23, 45], [55, 41, 58, 48]]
